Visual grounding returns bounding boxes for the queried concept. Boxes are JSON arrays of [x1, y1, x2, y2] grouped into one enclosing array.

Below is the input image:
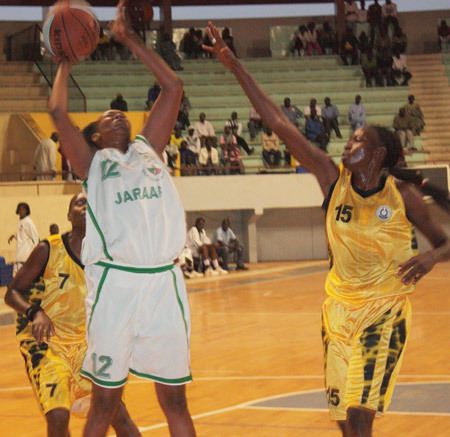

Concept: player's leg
[[83, 385, 123, 437], [155, 383, 196, 437], [45, 408, 70, 437], [345, 407, 375, 437], [111, 400, 141, 437]]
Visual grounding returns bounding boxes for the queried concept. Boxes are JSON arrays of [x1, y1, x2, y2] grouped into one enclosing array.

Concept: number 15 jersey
[[324, 165, 416, 304]]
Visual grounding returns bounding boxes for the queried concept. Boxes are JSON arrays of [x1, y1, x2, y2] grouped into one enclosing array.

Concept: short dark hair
[[49, 224, 59, 235], [82, 122, 100, 149], [372, 126, 402, 169], [16, 202, 30, 216]]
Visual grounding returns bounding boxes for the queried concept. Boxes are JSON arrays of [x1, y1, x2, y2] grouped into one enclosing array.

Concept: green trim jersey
[[82, 136, 186, 267]]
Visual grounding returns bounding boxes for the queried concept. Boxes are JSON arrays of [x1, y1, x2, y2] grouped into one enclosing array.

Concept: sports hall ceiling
[[0, 0, 333, 5]]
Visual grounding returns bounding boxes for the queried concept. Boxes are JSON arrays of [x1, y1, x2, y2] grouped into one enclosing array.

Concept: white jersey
[[82, 136, 186, 267]]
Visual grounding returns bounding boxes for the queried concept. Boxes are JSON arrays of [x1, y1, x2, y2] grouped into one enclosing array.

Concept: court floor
[[0, 260, 449, 436]]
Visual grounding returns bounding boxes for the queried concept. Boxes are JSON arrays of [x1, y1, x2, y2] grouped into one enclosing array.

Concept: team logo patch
[[147, 167, 161, 175], [376, 205, 392, 221]]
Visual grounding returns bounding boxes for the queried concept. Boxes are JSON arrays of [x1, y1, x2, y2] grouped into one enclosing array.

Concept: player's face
[[97, 110, 131, 148], [342, 127, 377, 171], [68, 193, 87, 230]]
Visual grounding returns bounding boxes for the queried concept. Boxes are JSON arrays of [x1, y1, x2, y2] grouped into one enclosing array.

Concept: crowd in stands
[[180, 27, 236, 59]]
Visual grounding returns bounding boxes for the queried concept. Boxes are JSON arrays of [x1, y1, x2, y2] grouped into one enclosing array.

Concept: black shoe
[[236, 265, 249, 270], [248, 147, 255, 155]]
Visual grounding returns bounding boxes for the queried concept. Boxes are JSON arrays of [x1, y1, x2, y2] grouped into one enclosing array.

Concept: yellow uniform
[[322, 165, 414, 420], [17, 233, 91, 415]]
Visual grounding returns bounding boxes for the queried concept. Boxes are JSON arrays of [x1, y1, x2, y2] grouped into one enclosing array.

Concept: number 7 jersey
[[324, 165, 416, 303]]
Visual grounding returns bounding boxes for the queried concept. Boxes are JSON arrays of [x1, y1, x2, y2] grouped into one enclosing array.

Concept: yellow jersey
[[16, 233, 86, 344], [324, 165, 415, 303]]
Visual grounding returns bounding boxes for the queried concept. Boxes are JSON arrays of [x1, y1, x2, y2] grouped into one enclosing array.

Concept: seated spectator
[[180, 28, 198, 59], [361, 49, 380, 87], [321, 97, 342, 139], [359, 31, 370, 54], [184, 126, 201, 156], [226, 112, 254, 155], [393, 107, 416, 152], [320, 21, 338, 55], [179, 246, 203, 278], [305, 109, 329, 151], [382, 0, 399, 35], [262, 128, 282, 167], [213, 219, 248, 271], [179, 140, 198, 176], [220, 125, 237, 154], [376, 46, 394, 86], [306, 22, 323, 56], [158, 33, 183, 71], [248, 106, 264, 141], [177, 91, 191, 130], [392, 26, 407, 53], [304, 98, 321, 119], [341, 28, 359, 65], [368, 0, 383, 47], [222, 28, 237, 56], [164, 141, 179, 171], [146, 82, 160, 110], [110, 93, 128, 111], [344, 0, 359, 32], [403, 94, 425, 136], [348, 95, 367, 130], [438, 20, 450, 52], [199, 138, 219, 175], [281, 97, 302, 127], [223, 142, 244, 175], [391, 48, 412, 86], [186, 217, 228, 276], [194, 112, 217, 147], [290, 27, 304, 56], [170, 127, 184, 150], [375, 29, 392, 55]]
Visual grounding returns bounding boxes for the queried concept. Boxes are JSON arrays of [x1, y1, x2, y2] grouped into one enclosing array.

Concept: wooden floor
[[0, 261, 449, 436]]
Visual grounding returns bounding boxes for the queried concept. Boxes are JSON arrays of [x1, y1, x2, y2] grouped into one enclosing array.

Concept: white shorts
[[81, 262, 192, 388]]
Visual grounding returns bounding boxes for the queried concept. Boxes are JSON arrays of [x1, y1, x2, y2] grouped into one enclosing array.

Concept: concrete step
[[0, 86, 48, 98], [0, 99, 47, 112]]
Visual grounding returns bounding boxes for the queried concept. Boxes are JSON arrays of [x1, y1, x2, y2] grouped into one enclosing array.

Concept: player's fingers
[[398, 258, 415, 275], [401, 268, 416, 285], [202, 45, 213, 53]]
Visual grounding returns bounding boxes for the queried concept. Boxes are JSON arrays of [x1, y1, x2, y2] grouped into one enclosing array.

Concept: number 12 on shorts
[[326, 387, 340, 406], [91, 353, 113, 379]]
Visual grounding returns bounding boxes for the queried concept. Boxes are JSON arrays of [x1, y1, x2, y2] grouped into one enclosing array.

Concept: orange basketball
[[43, 0, 99, 63]]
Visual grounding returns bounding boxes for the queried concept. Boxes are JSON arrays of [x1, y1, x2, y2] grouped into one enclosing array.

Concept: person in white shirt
[[247, 106, 264, 140], [304, 98, 322, 119], [34, 132, 59, 180], [213, 219, 248, 271], [194, 112, 216, 147], [382, 0, 398, 35], [186, 217, 228, 276], [391, 49, 412, 86], [183, 125, 201, 156], [198, 139, 219, 175], [8, 202, 39, 274], [225, 111, 254, 155]]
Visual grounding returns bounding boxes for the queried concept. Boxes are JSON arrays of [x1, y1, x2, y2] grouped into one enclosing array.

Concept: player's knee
[[46, 408, 70, 431], [158, 386, 188, 415]]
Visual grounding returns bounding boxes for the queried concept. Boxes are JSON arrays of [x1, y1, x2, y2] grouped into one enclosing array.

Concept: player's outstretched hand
[[32, 310, 56, 344], [398, 252, 436, 285], [203, 21, 236, 70], [109, 0, 132, 45]]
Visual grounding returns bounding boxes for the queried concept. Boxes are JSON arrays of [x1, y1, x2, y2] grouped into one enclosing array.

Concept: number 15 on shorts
[[326, 387, 340, 406]]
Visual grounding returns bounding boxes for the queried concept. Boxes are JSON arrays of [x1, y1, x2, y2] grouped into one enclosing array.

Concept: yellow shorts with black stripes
[[321, 295, 411, 421], [20, 340, 91, 416]]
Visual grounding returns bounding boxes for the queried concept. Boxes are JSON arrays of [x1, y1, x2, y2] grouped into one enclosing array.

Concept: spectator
[[213, 219, 248, 271], [376, 46, 394, 86], [179, 140, 198, 176], [184, 126, 201, 156], [34, 132, 59, 180], [170, 127, 184, 150], [93, 27, 112, 60], [393, 107, 415, 152], [348, 94, 366, 130], [158, 33, 183, 71], [146, 82, 160, 110], [199, 138, 219, 175], [306, 22, 323, 55], [223, 142, 244, 175], [392, 26, 407, 54], [320, 21, 338, 55], [321, 97, 342, 139], [357, 0, 367, 23], [110, 93, 128, 112], [164, 141, 179, 171], [382, 0, 399, 35], [8, 202, 39, 274], [375, 29, 392, 56], [295, 25, 310, 56], [344, 0, 359, 32], [304, 109, 329, 152], [391, 48, 412, 86], [226, 112, 254, 155], [438, 20, 450, 52], [304, 98, 321, 119], [49, 223, 59, 236], [248, 106, 264, 141], [201, 30, 214, 59], [281, 97, 302, 127], [221, 28, 237, 56], [361, 49, 380, 87], [220, 125, 237, 154], [194, 112, 216, 147], [180, 28, 197, 59], [177, 91, 191, 130], [290, 27, 304, 56], [186, 217, 228, 275], [403, 95, 425, 136], [359, 31, 370, 54], [341, 27, 359, 65], [261, 128, 282, 167], [367, 0, 383, 46], [179, 246, 203, 278]]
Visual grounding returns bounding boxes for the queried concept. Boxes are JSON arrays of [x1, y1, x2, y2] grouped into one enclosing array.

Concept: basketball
[[42, 0, 100, 63]]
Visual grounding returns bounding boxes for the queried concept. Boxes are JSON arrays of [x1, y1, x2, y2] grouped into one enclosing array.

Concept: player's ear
[[374, 145, 386, 163], [92, 132, 101, 143]]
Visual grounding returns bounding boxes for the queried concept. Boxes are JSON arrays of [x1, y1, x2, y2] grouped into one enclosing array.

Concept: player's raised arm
[[204, 22, 339, 196], [110, 0, 183, 156], [48, 61, 96, 179]]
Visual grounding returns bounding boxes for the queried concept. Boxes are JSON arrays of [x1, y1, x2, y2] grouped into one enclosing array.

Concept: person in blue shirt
[[280, 97, 302, 128], [322, 97, 343, 139], [305, 109, 329, 151], [348, 94, 367, 131]]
